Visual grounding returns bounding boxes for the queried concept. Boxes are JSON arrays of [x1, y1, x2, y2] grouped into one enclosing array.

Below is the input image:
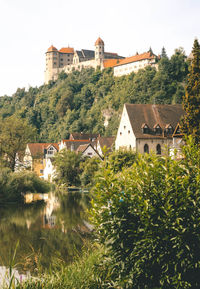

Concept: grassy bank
[[14, 244, 104, 289]]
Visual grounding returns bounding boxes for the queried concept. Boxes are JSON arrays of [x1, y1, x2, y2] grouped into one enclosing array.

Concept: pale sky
[[0, 0, 199, 96]]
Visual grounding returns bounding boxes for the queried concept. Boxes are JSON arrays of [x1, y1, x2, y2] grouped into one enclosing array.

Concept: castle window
[[124, 126, 126, 129], [128, 130, 130, 134], [120, 132, 122, 135], [156, 144, 161, 155], [144, 144, 149, 154]]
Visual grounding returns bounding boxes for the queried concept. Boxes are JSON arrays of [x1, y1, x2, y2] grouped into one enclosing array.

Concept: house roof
[[69, 133, 98, 140], [59, 47, 74, 54], [27, 143, 59, 157], [124, 104, 185, 139], [76, 143, 92, 153], [114, 51, 156, 67], [47, 45, 58, 52], [95, 37, 104, 46], [61, 140, 91, 150], [98, 136, 115, 150]]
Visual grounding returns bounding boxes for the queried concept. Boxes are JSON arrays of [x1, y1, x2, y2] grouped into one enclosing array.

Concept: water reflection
[[0, 190, 91, 275]]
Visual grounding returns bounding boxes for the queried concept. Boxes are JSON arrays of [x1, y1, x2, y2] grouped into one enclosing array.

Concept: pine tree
[[181, 39, 200, 143], [161, 47, 168, 58]]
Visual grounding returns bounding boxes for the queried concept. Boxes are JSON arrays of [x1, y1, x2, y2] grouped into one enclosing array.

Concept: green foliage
[[182, 39, 200, 143], [53, 150, 83, 186], [106, 149, 137, 173], [91, 138, 200, 289], [15, 244, 104, 289], [0, 48, 189, 142], [54, 150, 101, 188], [0, 116, 36, 171], [80, 157, 100, 188], [0, 170, 50, 203]]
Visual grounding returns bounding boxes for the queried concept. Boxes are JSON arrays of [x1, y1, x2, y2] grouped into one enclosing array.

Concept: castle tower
[[45, 45, 59, 83], [95, 37, 104, 61]]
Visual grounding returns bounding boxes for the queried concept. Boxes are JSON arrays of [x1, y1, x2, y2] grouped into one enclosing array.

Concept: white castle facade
[[45, 37, 158, 83]]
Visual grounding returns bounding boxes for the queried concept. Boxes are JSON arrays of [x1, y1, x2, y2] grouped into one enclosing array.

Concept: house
[[115, 104, 185, 155], [59, 139, 91, 151], [43, 158, 56, 182], [23, 143, 59, 177], [113, 51, 158, 77], [170, 123, 185, 159], [96, 136, 115, 156], [76, 143, 102, 159]]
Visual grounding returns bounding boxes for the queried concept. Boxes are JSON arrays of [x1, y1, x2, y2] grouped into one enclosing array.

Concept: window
[[156, 144, 161, 155], [87, 152, 92, 156], [144, 144, 149, 154], [40, 169, 44, 174], [124, 125, 126, 129], [142, 124, 149, 134], [120, 132, 122, 135], [128, 130, 130, 134], [47, 147, 54, 155], [154, 124, 162, 135]]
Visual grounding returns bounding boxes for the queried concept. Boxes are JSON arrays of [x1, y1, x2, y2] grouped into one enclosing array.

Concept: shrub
[[91, 137, 200, 288]]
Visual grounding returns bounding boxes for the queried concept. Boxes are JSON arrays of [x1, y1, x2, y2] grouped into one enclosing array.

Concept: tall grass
[[14, 243, 104, 289]]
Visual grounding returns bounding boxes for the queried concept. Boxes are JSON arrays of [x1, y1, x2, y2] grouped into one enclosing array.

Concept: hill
[[0, 48, 188, 142]]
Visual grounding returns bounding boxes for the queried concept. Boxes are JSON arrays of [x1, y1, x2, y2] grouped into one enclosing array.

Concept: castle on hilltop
[[45, 37, 158, 83], [45, 37, 124, 83]]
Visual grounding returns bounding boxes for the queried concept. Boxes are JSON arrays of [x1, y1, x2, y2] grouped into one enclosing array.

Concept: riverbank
[[14, 243, 104, 289]]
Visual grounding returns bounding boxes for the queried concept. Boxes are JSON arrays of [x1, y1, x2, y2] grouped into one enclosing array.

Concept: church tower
[[95, 37, 104, 61]]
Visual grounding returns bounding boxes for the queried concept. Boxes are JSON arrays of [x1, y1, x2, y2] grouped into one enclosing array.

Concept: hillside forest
[[0, 47, 189, 142]]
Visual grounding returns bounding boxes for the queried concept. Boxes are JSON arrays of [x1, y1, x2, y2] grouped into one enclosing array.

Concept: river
[[0, 190, 92, 284]]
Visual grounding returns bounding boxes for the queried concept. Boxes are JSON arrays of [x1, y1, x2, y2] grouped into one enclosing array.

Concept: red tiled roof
[[114, 52, 156, 67], [103, 59, 123, 68], [27, 143, 58, 157], [59, 47, 74, 54], [47, 45, 58, 52], [95, 37, 104, 46]]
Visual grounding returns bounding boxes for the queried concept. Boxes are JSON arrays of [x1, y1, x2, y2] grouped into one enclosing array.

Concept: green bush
[[91, 137, 200, 289], [0, 170, 51, 202]]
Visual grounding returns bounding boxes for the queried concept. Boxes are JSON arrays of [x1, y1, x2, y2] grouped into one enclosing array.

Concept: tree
[[53, 150, 82, 186], [161, 46, 168, 58], [0, 116, 36, 171], [181, 39, 200, 143], [80, 157, 100, 187]]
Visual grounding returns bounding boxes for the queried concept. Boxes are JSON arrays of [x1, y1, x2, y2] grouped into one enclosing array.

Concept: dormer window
[[141, 123, 149, 134], [47, 147, 55, 155], [165, 124, 173, 135], [153, 124, 162, 135]]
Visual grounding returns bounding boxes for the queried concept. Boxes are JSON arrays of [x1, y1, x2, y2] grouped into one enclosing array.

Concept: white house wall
[[115, 106, 136, 150], [82, 146, 100, 158]]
